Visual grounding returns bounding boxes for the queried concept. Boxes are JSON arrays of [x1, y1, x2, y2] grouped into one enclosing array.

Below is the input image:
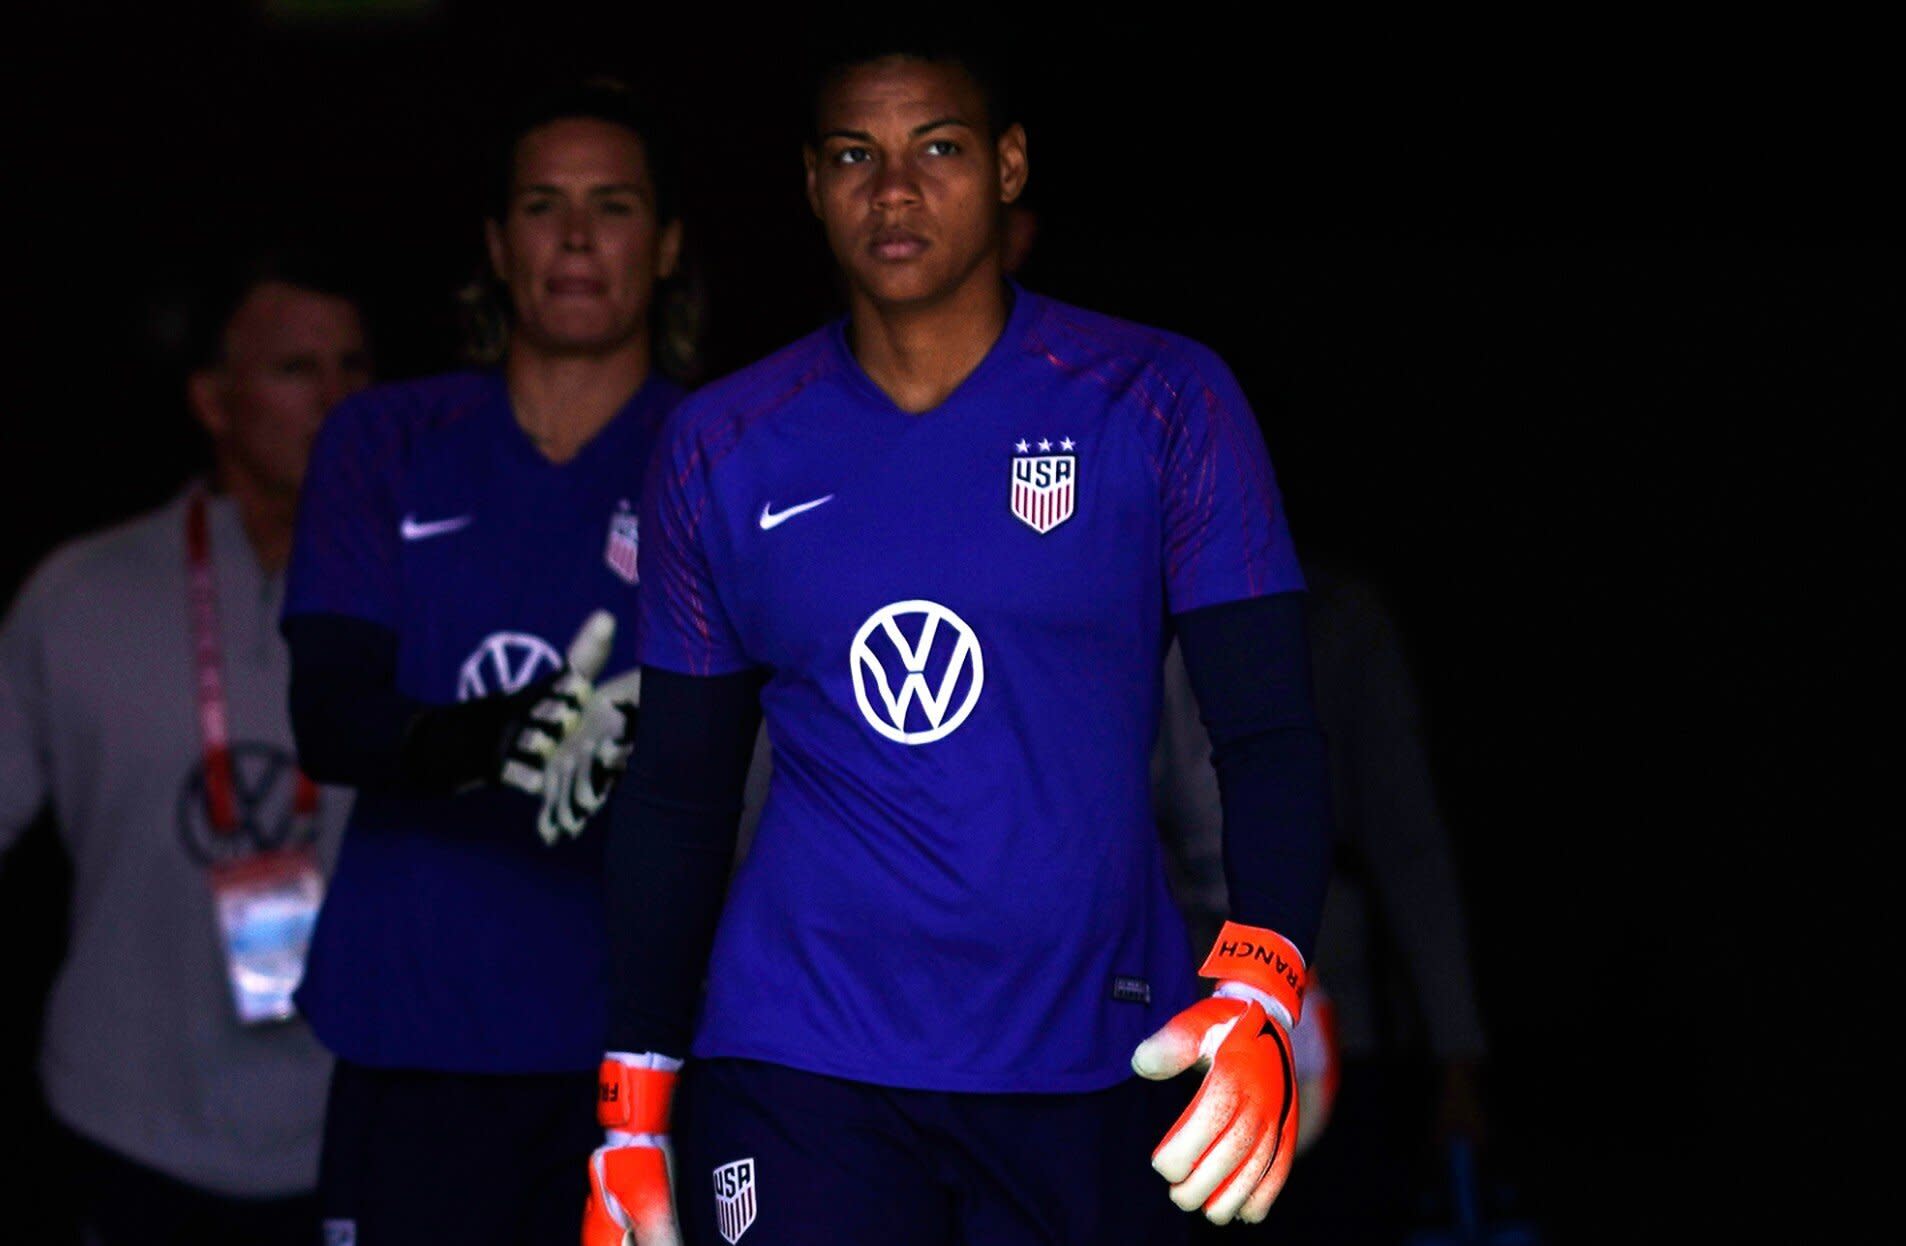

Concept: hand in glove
[[582, 1052, 682, 1246], [1133, 921, 1307, 1225], [497, 610, 616, 796], [538, 667, 641, 844]]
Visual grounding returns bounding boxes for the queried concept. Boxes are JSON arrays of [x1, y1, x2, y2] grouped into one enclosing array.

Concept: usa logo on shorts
[[1010, 438, 1076, 534], [713, 1157, 757, 1243]]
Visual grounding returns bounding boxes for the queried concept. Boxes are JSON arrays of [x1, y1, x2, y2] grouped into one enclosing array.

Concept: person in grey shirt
[[0, 253, 370, 1245]]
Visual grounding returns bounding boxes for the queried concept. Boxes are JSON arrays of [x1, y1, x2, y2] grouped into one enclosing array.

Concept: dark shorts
[[317, 1061, 598, 1246], [673, 1057, 1192, 1246]]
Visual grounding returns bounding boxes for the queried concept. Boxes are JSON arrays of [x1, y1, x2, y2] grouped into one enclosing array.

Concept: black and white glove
[[537, 667, 641, 844], [496, 611, 617, 796], [394, 611, 618, 796]]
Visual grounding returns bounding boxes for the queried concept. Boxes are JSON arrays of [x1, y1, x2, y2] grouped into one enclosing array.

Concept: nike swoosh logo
[[400, 514, 474, 541], [758, 495, 835, 530]]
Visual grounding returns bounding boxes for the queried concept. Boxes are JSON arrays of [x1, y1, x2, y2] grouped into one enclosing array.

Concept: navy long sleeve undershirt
[[1172, 591, 1332, 962], [283, 613, 417, 788], [604, 666, 763, 1057], [604, 590, 1331, 1057], [283, 612, 551, 794]]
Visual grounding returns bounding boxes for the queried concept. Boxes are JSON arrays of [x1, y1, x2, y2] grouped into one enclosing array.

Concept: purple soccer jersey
[[639, 288, 1303, 1092], [283, 370, 680, 1071]]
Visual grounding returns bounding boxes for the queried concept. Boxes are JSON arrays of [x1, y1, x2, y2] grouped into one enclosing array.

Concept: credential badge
[[713, 1157, 757, 1244], [605, 500, 639, 584], [1010, 437, 1077, 534]]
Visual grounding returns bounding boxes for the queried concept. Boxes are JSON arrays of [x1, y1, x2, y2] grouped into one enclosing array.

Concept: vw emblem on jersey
[[604, 500, 639, 585], [175, 742, 321, 866], [850, 600, 984, 745], [1010, 438, 1077, 534], [712, 1158, 757, 1244], [456, 631, 562, 701]]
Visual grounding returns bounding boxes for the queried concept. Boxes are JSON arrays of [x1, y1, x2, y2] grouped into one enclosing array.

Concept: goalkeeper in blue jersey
[[280, 79, 692, 1244], [586, 36, 1331, 1246]]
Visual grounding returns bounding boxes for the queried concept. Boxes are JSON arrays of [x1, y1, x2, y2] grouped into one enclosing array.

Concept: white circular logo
[[457, 631, 561, 701], [850, 600, 984, 745]]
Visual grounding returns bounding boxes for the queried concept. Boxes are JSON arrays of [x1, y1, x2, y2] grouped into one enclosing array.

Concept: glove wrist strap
[[1198, 920, 1306, 1025], [1213, 981, 1295, 1032], [598, 1055, 678, 1134]]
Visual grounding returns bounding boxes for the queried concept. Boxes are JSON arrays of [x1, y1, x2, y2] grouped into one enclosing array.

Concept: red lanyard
[[186, 490, 318, 836]]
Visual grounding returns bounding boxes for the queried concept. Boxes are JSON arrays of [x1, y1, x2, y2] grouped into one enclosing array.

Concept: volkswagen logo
[[176, 742, 321, 866], [457, 631, 561, 701], [850, 600, 984, 745]]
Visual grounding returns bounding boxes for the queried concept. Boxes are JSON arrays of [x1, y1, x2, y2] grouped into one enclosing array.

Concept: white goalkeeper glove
[[537, 667, 641, 844], [498, 610, 615, 797]]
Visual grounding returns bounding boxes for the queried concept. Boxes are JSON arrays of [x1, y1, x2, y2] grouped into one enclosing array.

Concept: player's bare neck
[[850, 277, 1009, 415], [507, 337, 651, 464]]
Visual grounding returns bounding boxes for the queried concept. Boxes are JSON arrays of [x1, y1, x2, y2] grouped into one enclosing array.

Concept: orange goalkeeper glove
[[1132, 921, 1307, 1225], [582, 1053, 681, 1246]]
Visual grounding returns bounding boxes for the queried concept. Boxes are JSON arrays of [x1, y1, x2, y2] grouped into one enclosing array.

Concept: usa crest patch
[[1010, 438, 1076, 534], [604, 501, 639, 584], [713, 1158, 757, 1243]]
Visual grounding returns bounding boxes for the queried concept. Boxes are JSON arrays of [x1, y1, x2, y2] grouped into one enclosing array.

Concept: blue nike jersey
[[283, 369, 681, 1072], [638, 288, 1303, 1092]]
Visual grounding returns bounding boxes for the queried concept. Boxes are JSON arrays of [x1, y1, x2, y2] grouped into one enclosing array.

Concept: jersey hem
[[688, 1038, 1143, 1095]]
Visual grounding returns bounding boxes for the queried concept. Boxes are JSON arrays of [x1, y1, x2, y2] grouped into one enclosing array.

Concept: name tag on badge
[[208, 847, 324, 1026]]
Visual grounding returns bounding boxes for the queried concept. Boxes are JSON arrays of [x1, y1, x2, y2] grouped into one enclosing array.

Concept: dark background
[[1, 4, 1893, 1241]]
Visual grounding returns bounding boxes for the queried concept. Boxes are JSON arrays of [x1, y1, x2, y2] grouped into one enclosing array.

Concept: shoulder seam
[[680, 336, 836, 479], [1028, 303, 1200, 486]]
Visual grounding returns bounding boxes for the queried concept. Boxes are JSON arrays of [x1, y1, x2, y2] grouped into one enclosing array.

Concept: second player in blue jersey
[[281, 80, 694, 1245], [589, 40, 1333, 1246]]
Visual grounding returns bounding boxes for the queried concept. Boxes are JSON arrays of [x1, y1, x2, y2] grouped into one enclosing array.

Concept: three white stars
[[1015, 437, 1077, 453]]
